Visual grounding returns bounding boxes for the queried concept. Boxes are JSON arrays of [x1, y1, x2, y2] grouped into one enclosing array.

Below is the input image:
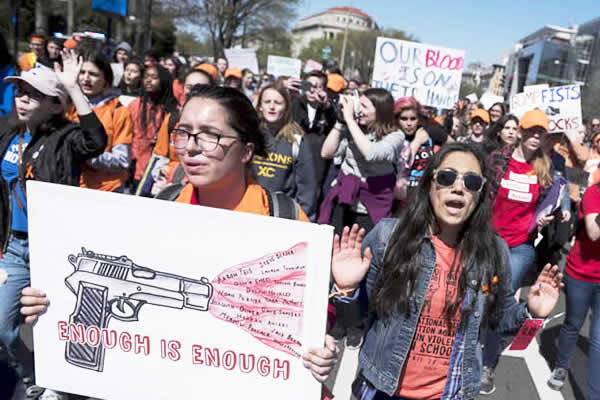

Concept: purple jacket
[[318, 171, 395, 225]]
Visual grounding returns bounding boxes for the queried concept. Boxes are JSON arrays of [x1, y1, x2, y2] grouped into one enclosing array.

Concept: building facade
[[503, 18, 600, 119], [291, 7, 377, 57]]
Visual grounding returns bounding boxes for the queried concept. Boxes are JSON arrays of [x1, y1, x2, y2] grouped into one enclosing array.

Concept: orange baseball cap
[[225, 67, 242, 79], [327, 73, 345, 93], [195, 63, 218, 80], [63, 39, 78, 49], [520, 109, 549, 131], [470, 108, 490, 124]]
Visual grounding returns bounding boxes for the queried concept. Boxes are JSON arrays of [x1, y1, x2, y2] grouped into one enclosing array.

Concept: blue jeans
[[0, 235, 31, 377], [482, 241, 536, 367], [556, 272, 600, 400]]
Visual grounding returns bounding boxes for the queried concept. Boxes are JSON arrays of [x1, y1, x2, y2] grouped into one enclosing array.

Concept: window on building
[[576, 61, 589, 82]]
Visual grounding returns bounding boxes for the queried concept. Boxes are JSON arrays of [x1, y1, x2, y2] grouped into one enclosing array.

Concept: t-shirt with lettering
[[395, 234, 461, 400], [491, 158, 540, 248], [565, 184, 600, 282], [1, 132, 32, 232]]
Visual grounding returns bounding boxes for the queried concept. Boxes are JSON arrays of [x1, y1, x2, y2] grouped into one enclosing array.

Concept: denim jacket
[[333, 218, 530, 399]]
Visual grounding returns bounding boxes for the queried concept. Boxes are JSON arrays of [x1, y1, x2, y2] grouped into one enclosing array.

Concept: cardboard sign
[[304, 59, 323, 73], [224, 48, 259, 74], [480, 92, 504, 110], [509, 318, 544, 351], [510, 84, 582, 133], [267, 55, 302, 79], [27, 182, 333, 400], [371, 37, 465, 109]]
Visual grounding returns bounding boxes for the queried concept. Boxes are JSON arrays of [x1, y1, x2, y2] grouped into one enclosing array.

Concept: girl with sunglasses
[[480, 110, 560, 394], [329, 142, 563, 400], [0, 50, 107, 397]]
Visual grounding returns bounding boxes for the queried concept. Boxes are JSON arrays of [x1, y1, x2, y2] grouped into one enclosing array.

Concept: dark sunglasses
[[434, 168, 486, 192], [15, 85, 45, 101]]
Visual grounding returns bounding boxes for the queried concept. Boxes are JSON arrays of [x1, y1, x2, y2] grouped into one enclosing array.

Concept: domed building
[[292, 7, 377, 57]]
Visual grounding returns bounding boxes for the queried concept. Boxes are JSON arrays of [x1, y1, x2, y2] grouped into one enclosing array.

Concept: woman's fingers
[[21, 304, 47, 317], [340, 226, 350, 250], [21, 287, 46, 298], [332, 233, 340, 256], [347, 224, 359, 248]]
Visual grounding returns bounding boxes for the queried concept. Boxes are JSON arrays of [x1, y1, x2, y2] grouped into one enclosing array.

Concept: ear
[[241, 142, 255, 164]]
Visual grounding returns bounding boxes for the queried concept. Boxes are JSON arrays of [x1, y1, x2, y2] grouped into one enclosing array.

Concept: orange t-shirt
[[175, 182, 309, 221], [153, 113, 180, 169], [396, 235, 461, 399], [65, 97, 133, 191]]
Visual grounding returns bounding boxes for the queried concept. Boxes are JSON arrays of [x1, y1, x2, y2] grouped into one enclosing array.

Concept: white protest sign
[[480, 92, 504, 110], [27, 182, 333, 400], [523, 84, 549, 93], [371, 37, 465, 109], [267, 55, 302, 78], [224, 48, 259, 74], [304, 59, 323, 73], [510, 84, 582, 133]]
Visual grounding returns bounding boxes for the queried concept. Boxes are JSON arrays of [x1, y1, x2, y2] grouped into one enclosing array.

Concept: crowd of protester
[[1, 30, 599, 400]]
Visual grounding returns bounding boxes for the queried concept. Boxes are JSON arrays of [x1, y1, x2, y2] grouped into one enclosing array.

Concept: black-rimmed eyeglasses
[[171, 128, 239, 151]]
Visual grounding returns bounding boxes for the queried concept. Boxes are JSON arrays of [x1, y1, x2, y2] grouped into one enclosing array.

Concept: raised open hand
[[331, 224, 372, 291], [54, 48, 82, 91], [527, 264, 563, 318]]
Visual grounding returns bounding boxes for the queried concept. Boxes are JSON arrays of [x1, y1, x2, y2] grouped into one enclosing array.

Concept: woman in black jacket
[[0, 48, 106, 387]]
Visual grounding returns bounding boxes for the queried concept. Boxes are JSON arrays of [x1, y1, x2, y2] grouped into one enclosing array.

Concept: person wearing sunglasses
[[0, 53, 107, 398], [480, 109, 557, 394], [328, 141, 563, 400]]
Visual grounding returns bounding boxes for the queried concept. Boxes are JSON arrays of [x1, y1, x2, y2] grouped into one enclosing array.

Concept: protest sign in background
[[224, 48, 259, 74], [303, 59, 323, 73], [371, 37, 465, 109], [267, 55, 302, 78], [510, 84, 582, 133], [27, 182, 333, 400]]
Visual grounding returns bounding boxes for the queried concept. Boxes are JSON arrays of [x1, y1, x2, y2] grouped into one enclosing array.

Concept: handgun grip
[[65, 281, 110, 372]]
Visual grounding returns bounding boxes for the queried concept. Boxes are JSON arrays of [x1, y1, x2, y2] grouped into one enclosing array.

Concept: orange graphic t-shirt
[[396, 235, 462, 400]]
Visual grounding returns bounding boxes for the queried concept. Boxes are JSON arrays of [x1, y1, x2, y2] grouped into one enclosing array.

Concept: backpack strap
[[265, 189, 299, 220], [155, 183, 186, 201]]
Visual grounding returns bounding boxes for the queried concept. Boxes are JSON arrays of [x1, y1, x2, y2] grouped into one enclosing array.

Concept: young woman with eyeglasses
[[20, 86, 339, 396], [64, 46, 133, 193], [319, 89, 405, 234], [328, 141, 563, 400], [0, 49, 107, 395], [480, 109, 558, 394], [487, 102, 506, 125], [251, 84, 319, 220]]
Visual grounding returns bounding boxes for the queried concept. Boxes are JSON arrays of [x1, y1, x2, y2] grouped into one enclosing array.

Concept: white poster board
[[371, 37, 465, 109], [27, 182, 333, 400], [224, 48, 259, 74], [479, 92, 504, 110], [510, 84, 582, 133], [267, 55, 302, 78], [304, 59, 323, 73]]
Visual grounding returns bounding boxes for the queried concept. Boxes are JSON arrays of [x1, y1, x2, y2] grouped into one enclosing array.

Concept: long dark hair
[[483, 114, 519, 154], [139, 64, 179, 132], [373, 142, 506, 326], [164, 55, 185, 84]]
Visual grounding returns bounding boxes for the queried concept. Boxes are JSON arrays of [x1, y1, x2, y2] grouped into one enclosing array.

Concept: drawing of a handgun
[[64, 248, 213, 372]]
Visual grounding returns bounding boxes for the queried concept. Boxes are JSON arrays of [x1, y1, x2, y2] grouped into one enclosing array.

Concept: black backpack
[[155, 183, 300, 220]]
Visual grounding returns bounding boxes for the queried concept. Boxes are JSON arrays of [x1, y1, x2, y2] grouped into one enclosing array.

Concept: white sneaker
[[548, 367, 568, 390]]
